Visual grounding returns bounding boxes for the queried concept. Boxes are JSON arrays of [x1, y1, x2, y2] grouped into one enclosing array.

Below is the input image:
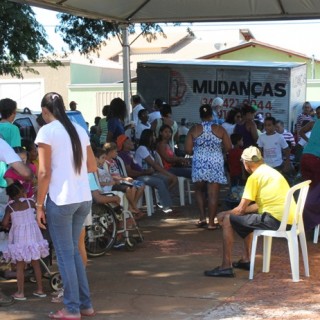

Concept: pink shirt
[[4, 163, 36, 198]]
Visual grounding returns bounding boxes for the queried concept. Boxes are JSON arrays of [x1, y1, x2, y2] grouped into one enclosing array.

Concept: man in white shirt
[[131, 95, 145, 126], [148, 98, 163, 124], [0, 138, 32, 306]]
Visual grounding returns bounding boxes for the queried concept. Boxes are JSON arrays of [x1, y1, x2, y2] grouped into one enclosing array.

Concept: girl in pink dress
[[2, 181, 49, 301], [4, 147, 37, 198]]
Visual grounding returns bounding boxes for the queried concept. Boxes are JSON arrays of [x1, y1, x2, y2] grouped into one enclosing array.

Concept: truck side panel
[[137, 61, 307, 130]]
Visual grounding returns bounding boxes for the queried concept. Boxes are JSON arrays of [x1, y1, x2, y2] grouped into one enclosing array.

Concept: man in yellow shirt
[[204, 146, 293, 277]]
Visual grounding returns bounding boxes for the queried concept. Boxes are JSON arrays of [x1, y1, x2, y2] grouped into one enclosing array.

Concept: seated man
[[204, 146, 294, 277]]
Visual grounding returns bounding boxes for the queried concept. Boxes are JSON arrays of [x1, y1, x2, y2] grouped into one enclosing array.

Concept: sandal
[[49, 309, 81, 319], [206, 224, 221, 230], [196, 221, 208, 228], [133, 211, 146, 220]]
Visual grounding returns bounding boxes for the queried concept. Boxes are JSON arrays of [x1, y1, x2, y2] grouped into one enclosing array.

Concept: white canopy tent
[[11, 0, 320, 112], [11, 0, 320, 23]]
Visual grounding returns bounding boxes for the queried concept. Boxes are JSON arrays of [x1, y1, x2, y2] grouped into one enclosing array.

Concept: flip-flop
[[12, 295, 27, 301], [33, 292, 47, 298], [206, 224, 221, 230], [49, 309, 81, 319], [80, 309, 97, 317]]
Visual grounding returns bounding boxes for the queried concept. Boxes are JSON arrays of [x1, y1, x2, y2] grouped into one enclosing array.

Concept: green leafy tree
[[56, 13, 188, 56], [0, 0, 61, 78]]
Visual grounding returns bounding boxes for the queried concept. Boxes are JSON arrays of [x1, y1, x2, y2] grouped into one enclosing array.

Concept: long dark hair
[[139, 129, 154, 149], [41, 92, 83, 174], [108, 98, 127, 121]]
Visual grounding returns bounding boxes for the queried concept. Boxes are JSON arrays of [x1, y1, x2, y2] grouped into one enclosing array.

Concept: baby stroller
[[28, 232, 63, 292], [85, 199, 144, 258]]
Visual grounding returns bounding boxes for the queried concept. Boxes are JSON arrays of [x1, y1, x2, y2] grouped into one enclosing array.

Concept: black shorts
[[229, 212, 282, 239]]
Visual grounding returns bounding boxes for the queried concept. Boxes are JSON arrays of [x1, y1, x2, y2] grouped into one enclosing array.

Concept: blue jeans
[[46, 196, 92, 314], [137, 173, 172, 207]]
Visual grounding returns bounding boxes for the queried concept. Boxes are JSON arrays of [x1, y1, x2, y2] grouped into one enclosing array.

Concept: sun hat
[[241, 146, 263, 162], [116, 134, 129, 151]]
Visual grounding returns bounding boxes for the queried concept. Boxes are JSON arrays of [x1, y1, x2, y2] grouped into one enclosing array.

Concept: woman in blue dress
[[185, 104, 232, 229]]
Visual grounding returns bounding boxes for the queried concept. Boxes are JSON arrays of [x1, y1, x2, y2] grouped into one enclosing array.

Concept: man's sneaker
[[157, 203, 163, 209], [162, 207, 173, 214], [113, 241, 125, 249]]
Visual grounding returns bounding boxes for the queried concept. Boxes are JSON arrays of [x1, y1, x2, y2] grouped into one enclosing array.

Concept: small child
[[21, 139, 39, 173], [227, 133, 244, 187], [4, 147, 37, 198], [2, 181, 49, 300], [103, 142, 145, 219], [257, 116, 291, 172], [94, 148, 115, 193]]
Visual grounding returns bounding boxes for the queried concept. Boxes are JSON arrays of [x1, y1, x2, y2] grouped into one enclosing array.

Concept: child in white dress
[[1, 181, 49, 301]]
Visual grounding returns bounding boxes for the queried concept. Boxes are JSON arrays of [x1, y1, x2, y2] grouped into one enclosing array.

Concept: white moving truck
[[137, 60, 307, 130]]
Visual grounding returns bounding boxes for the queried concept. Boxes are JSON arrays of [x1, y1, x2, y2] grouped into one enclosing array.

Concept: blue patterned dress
[[192, 121, 227, 184]]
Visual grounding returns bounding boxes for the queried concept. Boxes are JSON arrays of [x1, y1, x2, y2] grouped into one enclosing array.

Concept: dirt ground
[[1, 187, 320, 320]]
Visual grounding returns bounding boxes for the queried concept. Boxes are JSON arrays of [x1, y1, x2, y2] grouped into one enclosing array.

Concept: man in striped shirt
[[295, 101, 313, 141], [275, 120, 296, 148]]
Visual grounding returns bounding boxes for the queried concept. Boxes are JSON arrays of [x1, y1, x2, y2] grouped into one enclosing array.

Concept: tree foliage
[[56, 13, 177, 56], [0, 0, 61, 78]]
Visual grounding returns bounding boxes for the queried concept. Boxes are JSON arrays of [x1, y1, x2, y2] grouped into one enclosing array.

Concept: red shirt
[[227, 148, 243, 178]]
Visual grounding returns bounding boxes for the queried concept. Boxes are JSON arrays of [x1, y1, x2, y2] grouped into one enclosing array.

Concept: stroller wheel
[[125, 237, 137, 251], [29, 276, 37, 283], [50, 272, 63, 291]]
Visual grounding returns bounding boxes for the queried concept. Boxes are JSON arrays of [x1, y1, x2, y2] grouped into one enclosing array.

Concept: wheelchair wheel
[[50, 272, 63, 291], [125, 237, 137, 251], [85, 206, 117, 257]]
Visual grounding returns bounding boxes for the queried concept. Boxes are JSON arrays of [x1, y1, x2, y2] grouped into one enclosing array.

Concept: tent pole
[[121, 25, 131, 120]]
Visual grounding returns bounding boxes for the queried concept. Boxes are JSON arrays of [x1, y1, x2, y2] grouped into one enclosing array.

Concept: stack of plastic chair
[[153, 151, 192, 206], [249, 180, 311, 282], [116, 156, 154, 216]]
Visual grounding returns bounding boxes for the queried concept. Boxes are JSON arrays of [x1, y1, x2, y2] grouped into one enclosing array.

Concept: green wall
[[211, 46, 320, 80]]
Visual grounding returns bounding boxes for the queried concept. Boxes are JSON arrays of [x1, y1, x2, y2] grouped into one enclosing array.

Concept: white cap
[[212, 97, 224, 107]]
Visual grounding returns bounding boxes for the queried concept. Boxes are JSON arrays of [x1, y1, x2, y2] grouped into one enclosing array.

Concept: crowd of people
[[0, 92, 320, 318]]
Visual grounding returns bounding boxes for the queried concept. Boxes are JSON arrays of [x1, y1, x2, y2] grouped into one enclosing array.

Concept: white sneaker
[[162, 207, 172, 214]]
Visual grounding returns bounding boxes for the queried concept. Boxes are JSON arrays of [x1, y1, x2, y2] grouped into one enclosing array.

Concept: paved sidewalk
[[1, 193, 320, 319]]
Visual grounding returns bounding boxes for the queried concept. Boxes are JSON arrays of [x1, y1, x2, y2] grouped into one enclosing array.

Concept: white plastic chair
[[153, 151, 192, 206], [116, 156, 154, 217], [249, 180, 311, 282]]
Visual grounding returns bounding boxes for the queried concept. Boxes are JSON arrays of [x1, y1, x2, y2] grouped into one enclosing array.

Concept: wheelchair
[[85, 201, 144, 258]]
